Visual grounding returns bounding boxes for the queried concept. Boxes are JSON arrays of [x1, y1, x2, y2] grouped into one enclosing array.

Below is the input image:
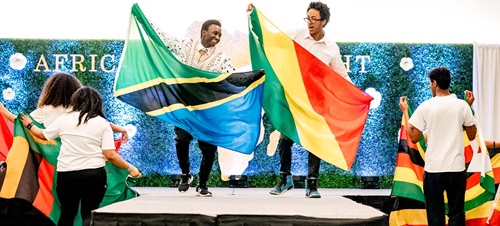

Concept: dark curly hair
[[307, 1, 331, 26], [428, 67, 451, 90], [37, 72, 82, 108], [70, 86, 106, 126]]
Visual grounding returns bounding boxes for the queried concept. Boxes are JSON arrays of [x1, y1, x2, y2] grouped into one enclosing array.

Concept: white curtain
[[473, 43, 500, 141]]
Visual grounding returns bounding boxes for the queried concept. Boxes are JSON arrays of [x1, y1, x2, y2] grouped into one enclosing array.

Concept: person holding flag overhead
[[151, 19, 236, 197], [248, 1, 353, 199], [399, 67, 476, 226]]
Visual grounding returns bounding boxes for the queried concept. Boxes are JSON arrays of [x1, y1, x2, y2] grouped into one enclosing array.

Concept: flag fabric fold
[[390, 103, 496, 226], [0, 115, 14, 161], [247, 7, 373, 170], [114, 4, 265, 154], [0, 117, 138, 225]]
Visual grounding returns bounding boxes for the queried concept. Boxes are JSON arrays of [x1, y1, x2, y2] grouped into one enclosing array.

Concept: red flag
[[0, 115, 14, 161]]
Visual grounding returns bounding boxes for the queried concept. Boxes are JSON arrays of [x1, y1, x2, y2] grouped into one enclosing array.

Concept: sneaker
[[270, 175, 294, 195], [196, 185, 212, 197], [305, 188, 321, 198], [305, 178, 321, 198], [178, 173, 193, 192]]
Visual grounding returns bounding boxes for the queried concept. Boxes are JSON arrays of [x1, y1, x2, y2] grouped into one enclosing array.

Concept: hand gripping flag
[[115, 4, 265, 154], [0, 117, 138, 225], [389, 102, 495, 226], [247, 6, 373, 170]]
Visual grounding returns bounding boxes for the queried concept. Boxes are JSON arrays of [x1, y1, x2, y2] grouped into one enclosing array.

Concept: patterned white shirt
[[152, 23, 235, 73]]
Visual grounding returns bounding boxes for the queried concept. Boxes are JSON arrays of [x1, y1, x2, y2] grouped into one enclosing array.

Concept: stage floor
[[92, 187, 390, 226]]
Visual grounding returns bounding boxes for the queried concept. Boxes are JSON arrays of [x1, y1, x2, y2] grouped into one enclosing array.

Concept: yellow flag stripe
[[147, 76, 265, 115], [257, 9, 345, 169], [0, 137, 29, 198], [389, 209, 427, 226], [466, 200, 492, 219], [115, 73, 232, 97], [393, 166, 423, 189]]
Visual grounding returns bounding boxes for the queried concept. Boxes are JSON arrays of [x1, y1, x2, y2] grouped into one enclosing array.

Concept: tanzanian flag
[[247, 6, 373, 170], [115, 4, 264, 154], [0, 117, 138, 225], [389, 104, 496, 225]]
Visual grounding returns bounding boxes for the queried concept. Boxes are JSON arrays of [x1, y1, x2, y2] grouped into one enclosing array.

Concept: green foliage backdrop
[[0, 39, 472, 188]]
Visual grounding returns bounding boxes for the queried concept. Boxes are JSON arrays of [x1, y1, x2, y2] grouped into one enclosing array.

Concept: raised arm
[[109, 123, 129, 143], [20, 113, 47, 140], [399, 96, 422, 144], [0, 102, 17, 123]]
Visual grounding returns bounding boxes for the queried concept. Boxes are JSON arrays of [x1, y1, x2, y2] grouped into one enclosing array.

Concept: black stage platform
[[92, 187, 391, 226]]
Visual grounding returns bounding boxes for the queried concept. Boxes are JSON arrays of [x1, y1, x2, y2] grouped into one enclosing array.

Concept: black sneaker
[[195, 185, 212, 197], [178, 173, 193, 192]]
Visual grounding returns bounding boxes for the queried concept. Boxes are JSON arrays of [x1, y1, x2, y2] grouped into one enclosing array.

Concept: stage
[[92, 187, 391, 226]]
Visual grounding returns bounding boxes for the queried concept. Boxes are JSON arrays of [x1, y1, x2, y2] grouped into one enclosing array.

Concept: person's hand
[[129, 166, 141, 178], [20, 113, 33, 127], [120, 130, 129, 144], [399, 96, 408, 112], [465, 90, 474, 107], [246, 3, 254, 12]]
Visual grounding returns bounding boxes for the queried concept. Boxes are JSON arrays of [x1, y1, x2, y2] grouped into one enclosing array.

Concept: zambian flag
[[0, 117, 138, 225], [247, 6, 373, 170], [115, 4, 265, 154], [389, 103, 496, 226]]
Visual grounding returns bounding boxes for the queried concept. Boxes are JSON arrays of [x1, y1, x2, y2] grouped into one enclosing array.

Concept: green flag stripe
[[249, 8, 299, 142], [391, 181, 425, 203]]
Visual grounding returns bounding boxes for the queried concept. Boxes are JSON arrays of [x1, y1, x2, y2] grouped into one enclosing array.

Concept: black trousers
[[277, 134, 320, 178], [423, 170, 466, 226], [56, 167, 107, 226], [174, 127, 217, 185]]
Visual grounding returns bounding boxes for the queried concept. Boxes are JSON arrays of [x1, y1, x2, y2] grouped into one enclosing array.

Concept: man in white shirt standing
[[248, 1, 352, 198], [153, 19, 236, 197], [399, 67, 476, 226]]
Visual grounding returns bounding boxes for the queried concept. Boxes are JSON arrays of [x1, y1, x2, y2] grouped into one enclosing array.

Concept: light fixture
[[228, 175, 248, 188], [361, 176, 380, 189], [169, 174, 182, 187], [293, 175, 307, 188]]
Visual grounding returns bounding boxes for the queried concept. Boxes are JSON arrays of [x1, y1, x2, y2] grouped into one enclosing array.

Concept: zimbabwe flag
[[247, 6, 373, 170], [115, 4, 265, 154], [0, 117, 138, 225], [390, 103, 496, 225]]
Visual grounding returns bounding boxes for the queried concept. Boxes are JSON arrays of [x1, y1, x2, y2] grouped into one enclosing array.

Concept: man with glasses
[[151, 19, 236, 197], [249, 1, 351, 198]]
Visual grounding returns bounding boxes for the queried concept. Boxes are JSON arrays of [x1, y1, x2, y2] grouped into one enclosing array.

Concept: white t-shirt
[[30, 105, 70, 127], [288, 29, 352, 83], [408, 94, 476, 172], [43, 111, 116, 172]]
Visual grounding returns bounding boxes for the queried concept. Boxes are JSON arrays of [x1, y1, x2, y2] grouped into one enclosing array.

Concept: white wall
[[0, 0, 499, 43]]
